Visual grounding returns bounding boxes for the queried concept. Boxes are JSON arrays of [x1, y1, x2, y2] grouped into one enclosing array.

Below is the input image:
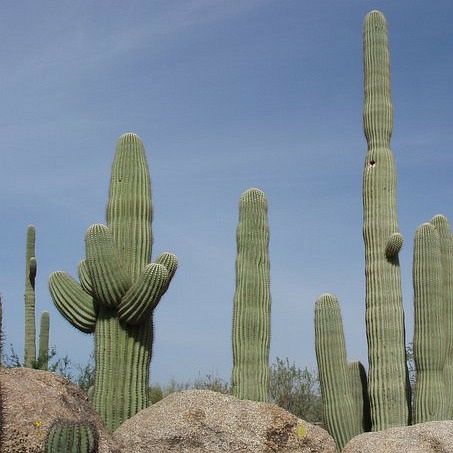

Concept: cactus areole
[[49, 133, 177, 431], [362, 11, 410, 430]]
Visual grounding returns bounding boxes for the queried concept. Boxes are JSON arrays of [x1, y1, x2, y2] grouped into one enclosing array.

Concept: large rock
[[0, 367, 120, 452], [343, 420, 453, 452], [114, 389, 335, 452]]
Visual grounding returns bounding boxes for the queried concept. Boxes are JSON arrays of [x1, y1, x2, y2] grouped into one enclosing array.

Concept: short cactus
[[49, 133, 177, 431], [232, 188, 271, 402], [349, 361, 371, 432], [314, 294, 361, 450], [45, 419, 98, 453]]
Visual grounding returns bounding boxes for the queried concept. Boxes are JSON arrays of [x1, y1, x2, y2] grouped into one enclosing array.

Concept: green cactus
[[362, 10, 410, 430], [24, 225, 37, 368], [232, 188, 271, 402], [45, 419, 98, 453], [412, 222, 445, 422], [49, 133, 177, 431], [37, 311, 50, 370], [430, 215, 453, 418], [315, 294, 362, 450], [349, 361, 371, 433], [24, 225, 50, 370]]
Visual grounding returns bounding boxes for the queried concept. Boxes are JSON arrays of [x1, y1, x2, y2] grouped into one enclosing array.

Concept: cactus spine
[[49, 133, 177, 431], [24, 225, 50, 370], [45, 419, 98, 453], [232, 188, 271, 402], [315, 294, 361, 450], [362, 10, 409, 430]]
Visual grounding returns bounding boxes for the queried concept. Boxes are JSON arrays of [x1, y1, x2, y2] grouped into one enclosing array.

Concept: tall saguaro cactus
[[362, 10, 410, 430], [315, 294, 362, 450], [232, 188, 271, 402], [24, 225, 37, 368], [49, 133, 177, 431], [24, 225, 50, 370]]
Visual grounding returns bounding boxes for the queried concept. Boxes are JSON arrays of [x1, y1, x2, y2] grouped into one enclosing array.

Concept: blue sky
[[2, 1, 453, 385]]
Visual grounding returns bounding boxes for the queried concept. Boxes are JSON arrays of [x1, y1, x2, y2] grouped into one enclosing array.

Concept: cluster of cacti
[[314, 9, 453, 450], [24, 225, 50, 370], [49, 133, 177, 432], [45, 419, 98, 453], [232, 188, 271, 402]]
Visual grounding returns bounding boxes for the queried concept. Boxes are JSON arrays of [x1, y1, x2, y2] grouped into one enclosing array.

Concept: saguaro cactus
[[232, 188, 271, 402], [49, 133, 177, 431], [362, 10, 410, 430], [315, 294, 361, 450], [24, 225, 37, 368], [349, 361, 371, 433], [24, 225, 50, 370], [413, 222, 445, 422], [45, 419, 98, 453]]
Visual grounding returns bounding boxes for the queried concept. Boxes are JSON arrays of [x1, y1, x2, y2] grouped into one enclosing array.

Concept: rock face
[[0, 367, 120, 453], [343, 420, 453, 452], [114, 389, 335, 452]]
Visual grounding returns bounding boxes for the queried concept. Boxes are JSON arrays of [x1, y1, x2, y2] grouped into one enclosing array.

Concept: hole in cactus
[[369, 160, 376, 167]]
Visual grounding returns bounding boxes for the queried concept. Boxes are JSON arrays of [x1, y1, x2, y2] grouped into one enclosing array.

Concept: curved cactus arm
[[78, 260, 93, 296], [118, 263, 168, 325], [85, 224, 131, 308], [49, 272, 96, 333], [155, 252, 178, 296]]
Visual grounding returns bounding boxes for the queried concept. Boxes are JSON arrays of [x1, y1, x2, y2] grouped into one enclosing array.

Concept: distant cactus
[[232, 188, 271, 402], [49, 133, 177, 431], [45, 419, 98, 453], [362, 10, 410, 430], [315, 294, 361, 450], [24, 225, 50, 370]]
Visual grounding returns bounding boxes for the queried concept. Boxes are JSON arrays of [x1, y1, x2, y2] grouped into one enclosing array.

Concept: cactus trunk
[[362, 10, 410, 430], [24, 225, 37, 368], [232, 188, 271, 402]]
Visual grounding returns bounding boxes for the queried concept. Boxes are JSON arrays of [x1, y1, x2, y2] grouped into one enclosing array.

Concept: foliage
[[269, 357, 323, 424]]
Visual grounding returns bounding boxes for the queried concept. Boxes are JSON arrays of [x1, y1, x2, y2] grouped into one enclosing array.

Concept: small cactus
[[45, 419, 98, 453]]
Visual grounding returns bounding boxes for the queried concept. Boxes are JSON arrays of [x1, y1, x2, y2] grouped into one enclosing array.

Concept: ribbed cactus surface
[[349, 361, 371, 433], [362, 10, 410, 430], [413, 222, 446, 423], [232, 188, 271, 402], [38, 311, 50, 370], [315, 294, 361, 450], [431, 215, 453, 418], [24, 225, 37, 368], [49, 133, 177, 431], [45, 419, 98, 453]]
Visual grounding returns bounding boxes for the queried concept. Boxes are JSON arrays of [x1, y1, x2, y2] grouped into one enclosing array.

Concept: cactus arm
[[117, 263, 168, 325], [155, 252, 178, 295], [24, 225, 37, 368], [78, 260, 93, 296], [385, 232, 403, 259], [85, 224, 131, 307], [49, 272, 96, 333], [362, 10, 409, 430], [38, 311, 50, 370]]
